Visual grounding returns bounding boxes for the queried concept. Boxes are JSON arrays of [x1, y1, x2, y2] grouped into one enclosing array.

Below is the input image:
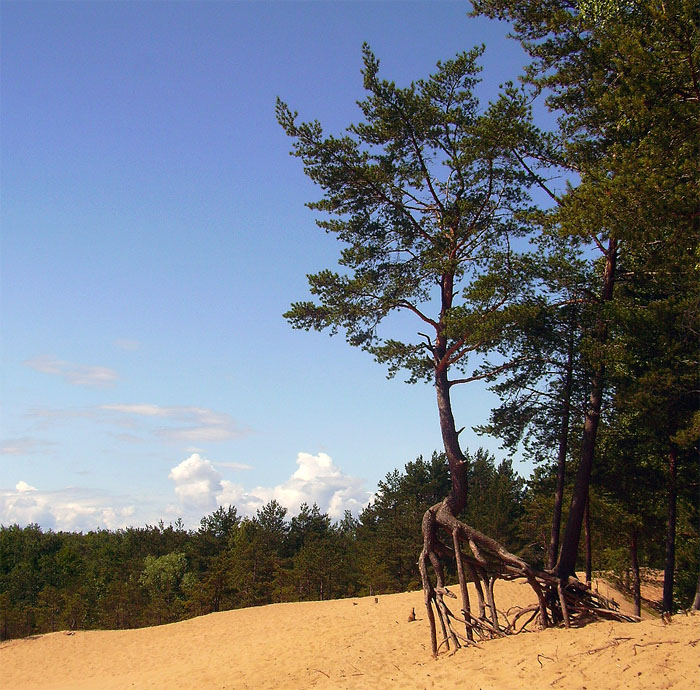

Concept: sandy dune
[[2, 579, 698, 689]]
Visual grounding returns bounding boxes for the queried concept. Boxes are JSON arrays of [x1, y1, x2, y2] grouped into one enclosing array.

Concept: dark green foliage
[[357, 453, 451, 593], [462, 451, 526, 547]]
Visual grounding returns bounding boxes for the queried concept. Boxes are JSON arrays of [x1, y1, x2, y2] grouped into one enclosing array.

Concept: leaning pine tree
[[277, 45, 634, 656]]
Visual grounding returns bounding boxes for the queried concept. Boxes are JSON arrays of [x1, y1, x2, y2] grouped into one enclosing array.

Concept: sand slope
[[2, 579, 698, 689]]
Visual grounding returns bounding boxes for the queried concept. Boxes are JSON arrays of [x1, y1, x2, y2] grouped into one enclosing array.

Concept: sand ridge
[[2, 579, 698, 689]]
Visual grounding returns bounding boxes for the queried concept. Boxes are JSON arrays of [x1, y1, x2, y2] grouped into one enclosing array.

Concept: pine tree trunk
[[584, 493, 592, 587], [692, 569, 700, 611], [435, 368, 468, 515], [630, 528, 641, 618], [548, 330, 574, 570], [434, 266, 468, 517], [557, 238, 618, 580], [662, 446, 678, 614]]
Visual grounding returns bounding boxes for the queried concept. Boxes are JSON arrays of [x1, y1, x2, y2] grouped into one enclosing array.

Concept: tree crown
[[278, 45, 542, 385]]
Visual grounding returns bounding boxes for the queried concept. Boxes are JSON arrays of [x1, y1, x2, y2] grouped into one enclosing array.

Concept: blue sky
[[1, 1, 536, 531]]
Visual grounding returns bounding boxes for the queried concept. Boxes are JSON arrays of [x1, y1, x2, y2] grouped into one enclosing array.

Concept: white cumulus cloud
[[16, 481, 37, 492], [168, 453, 224, 511], [214, 452, 371, 519]]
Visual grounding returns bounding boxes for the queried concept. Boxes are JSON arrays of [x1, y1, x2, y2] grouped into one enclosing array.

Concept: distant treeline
[[1, 448, 697, 640]]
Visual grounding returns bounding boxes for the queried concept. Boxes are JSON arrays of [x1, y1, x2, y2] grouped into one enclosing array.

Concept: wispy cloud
[[22, 403, 248, 447], [24, 355, 118, 388], [0, 437, 55, 455], [102, 404, 166, 417], [113, 339, 140, 351], [214, 461, 253, 471], [101, 404, 245, 442]]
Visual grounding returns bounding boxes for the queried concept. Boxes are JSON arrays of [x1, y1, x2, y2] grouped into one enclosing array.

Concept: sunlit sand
[[2, 578, 698, 689]]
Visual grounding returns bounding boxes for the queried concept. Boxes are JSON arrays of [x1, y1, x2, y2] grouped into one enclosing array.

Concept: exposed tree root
[[419, 502, 639, 657]]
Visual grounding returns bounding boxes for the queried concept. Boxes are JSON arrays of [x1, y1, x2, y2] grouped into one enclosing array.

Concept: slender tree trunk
[[630, 528, 641, 618], [557, 238, 618, 580], [434, 268, 468, 516], [662, 446, 678, 613], [549, 322, 575, 570], [584, 493, 592, 587], [695, 446, 700, 611], [435, 368, 468, 515]]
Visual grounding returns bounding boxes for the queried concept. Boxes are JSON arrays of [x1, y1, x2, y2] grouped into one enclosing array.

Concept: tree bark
[[630, 527, 641, 618], [584, 492, 592, 587], [548, 322, 574, 570], [557, 238, 618, 580], [435, 367, 468, 515], [662, 446, 678, 614], [434, 267, 468, 516], [692, 568, 700, 611]]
